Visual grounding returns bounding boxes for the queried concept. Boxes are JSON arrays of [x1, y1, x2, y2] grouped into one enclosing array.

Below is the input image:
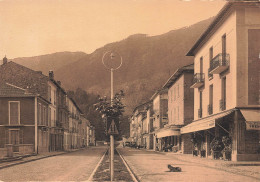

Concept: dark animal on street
[[168, 164, 182, 172]]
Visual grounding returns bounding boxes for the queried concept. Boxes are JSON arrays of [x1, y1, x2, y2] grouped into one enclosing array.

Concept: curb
[[0, 148, 83, 170], [87, 148, 108, 182], [117, 148, 139, 182]]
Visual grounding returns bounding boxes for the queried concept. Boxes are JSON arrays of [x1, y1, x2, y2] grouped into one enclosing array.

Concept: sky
[[0, 0, 226, 59]]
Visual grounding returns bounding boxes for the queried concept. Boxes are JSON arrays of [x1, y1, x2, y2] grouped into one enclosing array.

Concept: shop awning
[[156, 127, 180, 138], [181, 110, 234, 134], [240, 109, 260, 130]]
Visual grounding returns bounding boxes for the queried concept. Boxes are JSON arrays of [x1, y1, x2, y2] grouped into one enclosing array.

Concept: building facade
[[162, 64, 194, 154], [151, 89, 168, 151], [0, 58, 95, 157], [183, 1, 260, 161], [0, 83, 50, 155]]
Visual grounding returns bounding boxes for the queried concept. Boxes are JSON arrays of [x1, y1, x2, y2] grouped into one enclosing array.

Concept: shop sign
[[246, 121, 260, 130]]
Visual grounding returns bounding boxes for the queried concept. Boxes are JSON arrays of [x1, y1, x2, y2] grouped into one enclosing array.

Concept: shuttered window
[[9, 101, 20, 125]]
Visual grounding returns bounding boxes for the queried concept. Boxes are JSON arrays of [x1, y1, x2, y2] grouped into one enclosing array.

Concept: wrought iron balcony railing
[[191, 73, 205, 88], [209, 53, 230, 74]]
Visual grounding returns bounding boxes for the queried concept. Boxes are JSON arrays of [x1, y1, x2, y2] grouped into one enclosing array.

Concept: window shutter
[[10, 102, 19, 124]]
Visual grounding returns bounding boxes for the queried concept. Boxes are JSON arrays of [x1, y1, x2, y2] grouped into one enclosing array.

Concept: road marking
[[86, 148, 108, 182], [117, 149, 139, 182]]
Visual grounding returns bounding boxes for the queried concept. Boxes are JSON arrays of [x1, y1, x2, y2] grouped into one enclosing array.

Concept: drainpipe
[[35, 97, 38, 154]]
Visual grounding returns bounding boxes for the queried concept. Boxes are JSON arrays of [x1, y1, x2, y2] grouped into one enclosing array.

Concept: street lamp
[[102, 51, 122, 181]]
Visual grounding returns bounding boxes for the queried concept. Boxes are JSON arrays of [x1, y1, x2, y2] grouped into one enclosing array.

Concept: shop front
[[155, 126, 181, 152], [181, 109, 260, 161]]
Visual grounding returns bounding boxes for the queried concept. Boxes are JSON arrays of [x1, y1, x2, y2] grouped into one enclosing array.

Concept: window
[[48, 107, 51, 126], [221, 77, 226, 110], [209, 84, 213, 115], [38, 103, 42, 125], [200, 57, 203, 73], [209, 84, 213, 106], [177, 106, 179, 121], [199, 91, 203, 110], [209, 47, 214, 80], [9, 101, 20, 125], [43, 106, 46, 125], [48, 86, 51, 102], [177, 85, 179, 98], [54, 91, 56, 105], [222, 34, 226, 55], [171, 90, 173, 103], [199, 90, 203, 118], [171, 110, 172, 123], [174, 87, 176, 101], [174, 108, 176, 122]]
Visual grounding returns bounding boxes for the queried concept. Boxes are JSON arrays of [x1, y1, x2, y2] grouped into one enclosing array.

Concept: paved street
[[118, 147, 260, 182], [0, 146, 107, 182]]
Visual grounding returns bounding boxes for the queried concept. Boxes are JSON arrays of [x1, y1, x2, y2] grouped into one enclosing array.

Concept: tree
[[94, 90, 125, 118], [94, 90, 125, 139]]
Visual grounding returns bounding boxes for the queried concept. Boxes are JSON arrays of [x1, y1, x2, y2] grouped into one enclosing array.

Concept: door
[[10, 130, 19, 152]]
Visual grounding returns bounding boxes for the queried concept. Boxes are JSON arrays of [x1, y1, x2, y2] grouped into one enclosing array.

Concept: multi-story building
[[182, 1, 260, 161], [67, 97, 82, 149], [151, 89, 168, 151], [0, 82, 50, 155], [0, 58, 63, 152], [162, 64, 194, 153], [129, 101, 151, 147], [0, 57, 95, 157]]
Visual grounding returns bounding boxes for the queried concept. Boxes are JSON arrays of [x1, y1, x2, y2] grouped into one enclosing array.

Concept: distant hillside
[[54, 18, 213, 115], [11, 52, 87, 75]]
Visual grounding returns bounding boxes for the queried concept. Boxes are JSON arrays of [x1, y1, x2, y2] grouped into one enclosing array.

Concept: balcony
[[208, 68, 213, 80], [208, 104, 213, 115], [219, 99, 226, 111], [191, 73, 205, 88], [198, 108, 202, 118], [209, 53, 230, 74]]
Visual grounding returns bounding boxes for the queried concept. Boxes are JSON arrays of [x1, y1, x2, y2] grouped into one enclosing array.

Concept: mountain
[[11, 51, 87, 75], [54, 18, 213, 115]]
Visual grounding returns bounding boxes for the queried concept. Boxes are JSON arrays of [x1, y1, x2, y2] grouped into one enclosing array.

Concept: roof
[[133, 100, 152, 113], [0, 61, 66, 96], [150, 88, 168, 101], [186, 2, 232, 56], [0, 82, 35, 97], [162, 63, 194, 89], [69, 97, 83, 114], [0, 82, 51, 104]]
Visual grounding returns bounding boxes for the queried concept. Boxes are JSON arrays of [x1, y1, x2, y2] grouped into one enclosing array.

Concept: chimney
[[3, 56, 7, 65], [24, 86, 30, 94], [49, 70, 54, 80], [57, 81, 61, 86]]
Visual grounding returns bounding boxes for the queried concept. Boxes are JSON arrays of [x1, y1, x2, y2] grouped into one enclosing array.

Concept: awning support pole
[[216, 123, 230, 134], [206, 129, 215, 136], [195, 131, 203, 137]]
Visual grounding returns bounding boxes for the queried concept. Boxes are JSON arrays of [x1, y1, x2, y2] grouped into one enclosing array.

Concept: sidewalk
[[134, 147, 260, 179], [164, 152, 260, 179], [0, 148, 81, 170]]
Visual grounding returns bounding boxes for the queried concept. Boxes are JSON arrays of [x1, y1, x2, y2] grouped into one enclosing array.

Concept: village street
[[0, 146, 259, 182], [118, 147, 260, 182], [0, 147, 107, 182]]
